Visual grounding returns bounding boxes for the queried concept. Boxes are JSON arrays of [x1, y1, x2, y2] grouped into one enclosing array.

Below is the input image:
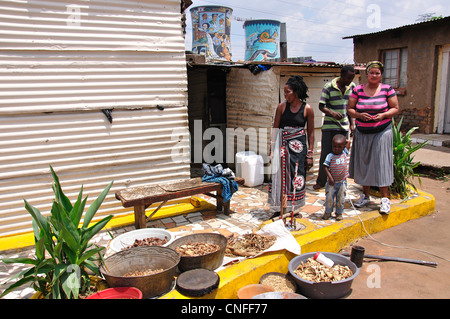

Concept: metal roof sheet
[[343, 16, 450, 39]]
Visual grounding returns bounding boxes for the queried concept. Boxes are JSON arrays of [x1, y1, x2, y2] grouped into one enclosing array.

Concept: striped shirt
[[350, 84, 396, 133], [320, 78, 355, 132], [324, 148, 349, 183]]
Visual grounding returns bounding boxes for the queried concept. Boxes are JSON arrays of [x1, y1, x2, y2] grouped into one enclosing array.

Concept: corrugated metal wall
[[0, 0, 190, 237], [226, 67, 279, 166]]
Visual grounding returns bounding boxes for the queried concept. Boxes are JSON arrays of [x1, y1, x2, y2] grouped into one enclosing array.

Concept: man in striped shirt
[[313, 65, 355, 190]]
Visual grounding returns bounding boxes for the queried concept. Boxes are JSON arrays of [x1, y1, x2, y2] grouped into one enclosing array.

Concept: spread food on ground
[[226, 233, 276, 257]]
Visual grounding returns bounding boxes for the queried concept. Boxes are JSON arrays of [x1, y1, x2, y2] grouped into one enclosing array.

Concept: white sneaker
[[380, 197, 390, 214], [354, 194, 370, 208]]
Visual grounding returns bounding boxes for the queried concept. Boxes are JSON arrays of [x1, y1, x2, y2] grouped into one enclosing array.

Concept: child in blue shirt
[[322, 134, 351, 221]]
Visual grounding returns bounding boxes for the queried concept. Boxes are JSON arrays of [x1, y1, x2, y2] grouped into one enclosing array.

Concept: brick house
[[344, 17, 450, 134]]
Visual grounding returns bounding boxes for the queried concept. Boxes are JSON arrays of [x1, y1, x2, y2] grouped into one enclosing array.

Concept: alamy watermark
[[367, 4, 381, 29], [366, 264, 382, 288], [170, 120, 273, 171], [66, 1, 90, 27]]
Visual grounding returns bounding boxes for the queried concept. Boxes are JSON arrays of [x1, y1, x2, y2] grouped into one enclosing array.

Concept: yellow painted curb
[[160, 189, 435, 299], [0, 197, 215, 252]]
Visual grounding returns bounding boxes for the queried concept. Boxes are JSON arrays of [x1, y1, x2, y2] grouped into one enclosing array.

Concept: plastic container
[[108, 228, 173, 253], [86, 287, 143, 299], [235, 151, 256, 177], [237, 284, 274, 299], [314, 252, 334, 268], [252, 291, 306, 299], [350, 245, 365, 268], [241, 154, 264, 187], [288, 252, 360, 299]]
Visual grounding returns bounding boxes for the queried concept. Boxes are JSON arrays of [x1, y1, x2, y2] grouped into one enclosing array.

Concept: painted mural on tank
[[244, 20, 280, 61], [190, 6, 233, 61]]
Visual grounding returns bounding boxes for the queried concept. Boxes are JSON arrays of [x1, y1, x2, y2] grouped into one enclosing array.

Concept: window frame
[[381, 48, 408, 95]]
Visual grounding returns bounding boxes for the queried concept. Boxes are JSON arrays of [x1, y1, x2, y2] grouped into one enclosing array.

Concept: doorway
[[437, 45, 450, 134]]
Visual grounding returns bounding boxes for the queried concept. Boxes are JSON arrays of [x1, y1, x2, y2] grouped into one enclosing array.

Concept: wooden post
[[134, 205, 147, 229]]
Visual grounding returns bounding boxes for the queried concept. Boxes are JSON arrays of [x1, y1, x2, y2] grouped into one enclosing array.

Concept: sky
[[184, 0, 450, 63]]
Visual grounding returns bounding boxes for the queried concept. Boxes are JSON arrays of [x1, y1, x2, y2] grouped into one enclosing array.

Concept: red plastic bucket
[[86, 287, 143, 299]]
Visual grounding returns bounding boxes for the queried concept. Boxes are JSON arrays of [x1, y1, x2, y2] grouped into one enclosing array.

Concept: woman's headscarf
[[366, 61, 384, 73]]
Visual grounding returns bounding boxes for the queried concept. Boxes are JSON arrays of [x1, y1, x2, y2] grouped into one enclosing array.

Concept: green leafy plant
[[1, 166, 113, 299], [390, 117, 428, 199]]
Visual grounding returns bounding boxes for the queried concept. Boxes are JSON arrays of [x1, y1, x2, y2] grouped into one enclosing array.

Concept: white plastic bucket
[[235, 151, 256, 177], [242, 154, 264, 187]]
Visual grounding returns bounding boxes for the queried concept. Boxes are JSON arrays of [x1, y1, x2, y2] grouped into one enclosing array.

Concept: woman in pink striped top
[[347, 61, 399, 214]]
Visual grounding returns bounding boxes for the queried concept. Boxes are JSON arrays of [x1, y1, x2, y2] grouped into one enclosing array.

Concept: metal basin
[[99, 246, 180, 298], [168, 233, 227, 272]]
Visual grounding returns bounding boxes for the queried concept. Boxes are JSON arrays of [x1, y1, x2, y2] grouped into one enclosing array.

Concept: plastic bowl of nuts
[[109, 228, 174, 253], [288, 252, 360, 299]]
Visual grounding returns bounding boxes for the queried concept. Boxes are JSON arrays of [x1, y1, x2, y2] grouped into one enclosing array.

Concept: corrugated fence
[[0, 0, 190, 237]]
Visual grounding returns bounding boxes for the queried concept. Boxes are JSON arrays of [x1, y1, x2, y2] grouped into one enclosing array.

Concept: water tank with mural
[[190, 6, 233, 61], [244, 20, 280, 61]]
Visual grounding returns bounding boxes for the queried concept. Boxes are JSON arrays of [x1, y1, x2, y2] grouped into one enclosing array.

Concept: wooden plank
[[115, 177, 244, 208], [116, 177, 245, 228]]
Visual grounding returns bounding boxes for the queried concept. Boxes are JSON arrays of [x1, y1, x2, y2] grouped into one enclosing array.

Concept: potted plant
[[1, 165, 113, 299], [390, 117, 428, 199]]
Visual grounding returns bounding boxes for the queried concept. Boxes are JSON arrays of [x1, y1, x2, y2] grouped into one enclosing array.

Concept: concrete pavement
[[343, 175, 450, 299], [412, 133, 450, 171]]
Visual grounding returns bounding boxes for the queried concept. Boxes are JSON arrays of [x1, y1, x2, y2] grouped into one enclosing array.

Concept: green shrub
[[390, 117, 428, 199], [1, 166, 113, 299]]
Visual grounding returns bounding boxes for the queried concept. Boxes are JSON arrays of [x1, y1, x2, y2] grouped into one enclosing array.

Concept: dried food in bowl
[[288, 252, 360, 299], [259, 272, 297, 292], [108, 228, 173, 253], [100, 246, 180, 298], [168, 233, 227, 272]]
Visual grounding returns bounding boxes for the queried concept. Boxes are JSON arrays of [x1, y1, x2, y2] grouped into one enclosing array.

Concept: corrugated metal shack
[[0, 0, 191, 237], [186, 57, 352, 178], [0, 0, 354, 240]]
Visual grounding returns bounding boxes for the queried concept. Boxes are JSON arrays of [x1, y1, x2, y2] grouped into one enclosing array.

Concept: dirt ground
[[342, 172, 450, 299]]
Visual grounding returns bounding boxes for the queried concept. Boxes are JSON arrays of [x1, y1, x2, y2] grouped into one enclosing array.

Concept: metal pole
[[280, 22, 287, 62], [341, 252, 437, 267]]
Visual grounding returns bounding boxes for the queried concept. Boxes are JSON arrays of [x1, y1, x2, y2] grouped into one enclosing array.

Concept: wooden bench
[[115, 177, 245, 229]]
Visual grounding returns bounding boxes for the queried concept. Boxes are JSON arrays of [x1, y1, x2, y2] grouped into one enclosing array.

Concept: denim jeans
[[325, 180, 347, 215]]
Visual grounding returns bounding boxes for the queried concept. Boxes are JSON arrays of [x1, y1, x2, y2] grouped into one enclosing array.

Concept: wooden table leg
[[217, 195, 231, 215], [216, 195, 223, 212], [223, 200, 230, 215], [134, 205, 147, 229]]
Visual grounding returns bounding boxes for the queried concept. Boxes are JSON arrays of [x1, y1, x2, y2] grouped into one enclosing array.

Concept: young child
[[322, 134, 351, 221]]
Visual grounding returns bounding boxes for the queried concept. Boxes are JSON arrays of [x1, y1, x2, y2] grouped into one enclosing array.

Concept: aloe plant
[[1, 166, 113, 299], [390, 117, 428, 199]]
